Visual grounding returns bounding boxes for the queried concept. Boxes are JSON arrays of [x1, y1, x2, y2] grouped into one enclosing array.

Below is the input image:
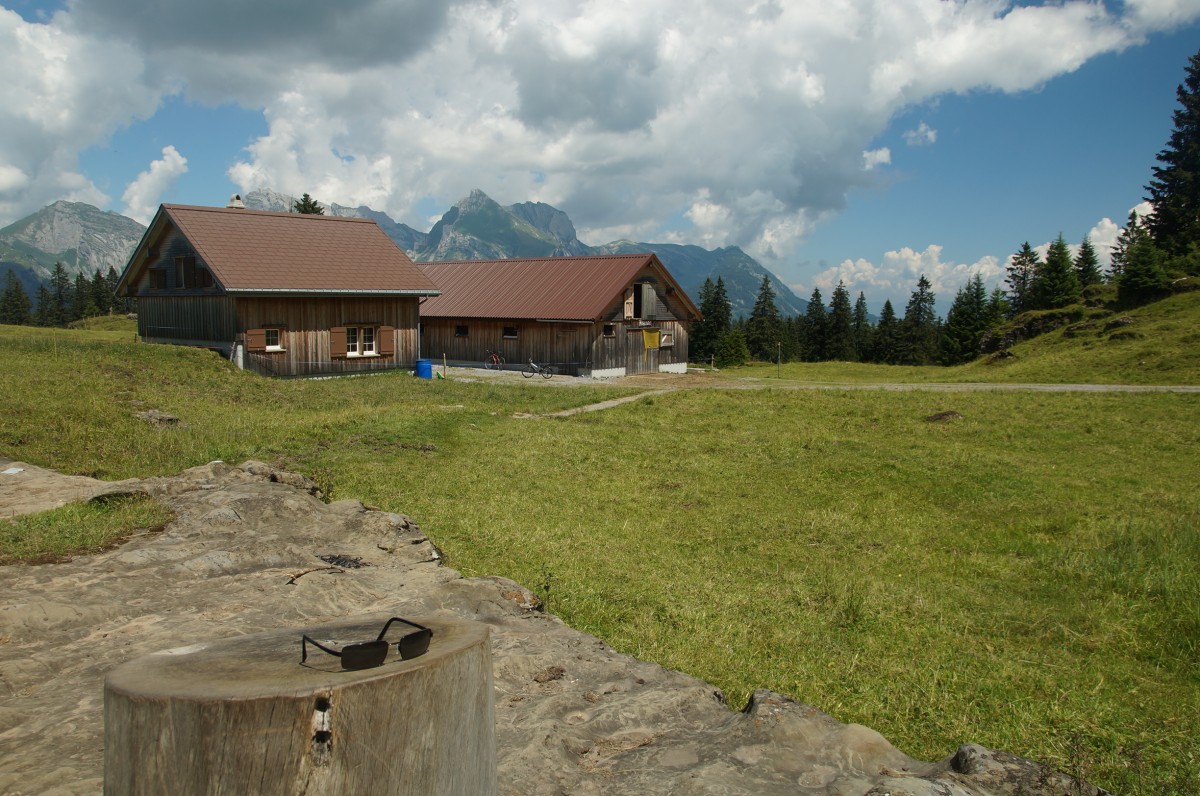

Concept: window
[[602, 324, 615, 338], [503, 325, 518, 339], [148, 269, 167, 290], [660, 332, 674, 347], [176, 256, 196, 290], [264, 328, 283, 351], [455, 325, 469, 337], [345, 326, 377, 356]]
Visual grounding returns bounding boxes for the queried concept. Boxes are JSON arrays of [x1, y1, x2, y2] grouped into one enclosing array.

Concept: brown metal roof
[[125, 205, 439, 295], [418, 254, 693, 321]]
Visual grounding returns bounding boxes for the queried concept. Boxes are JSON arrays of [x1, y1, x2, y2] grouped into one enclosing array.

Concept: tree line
[[693, 47, 1200, 369], [0, 262, 132, 327]]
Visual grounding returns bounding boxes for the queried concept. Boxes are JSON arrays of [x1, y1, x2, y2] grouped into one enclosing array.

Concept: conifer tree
[[985, 288, 1009, 329], [1107, 211, 1149, 282], [1145, 49, 1200, 258], [1034, 234, 1081, 309], [940, 274, 988, 365], [714, 327, 751, 367], [691, 278, 718, 361], [1005, 242, 1040, 314], [33, 285, 53, 326], [826, 281, 856, 361], [0, 271, 32, 325], [71, 272, 97, 321], [897, 275, 939, 365], [49, 263, 71, 326], [292, 193, 325, 214], [90, 269, 111, 315], [1118, 236, 1170, 306], [745, 275, 784, 361], [803, 288, 827, 361], [870, 300, 899, 363], [1073, 237, 1103, 288], [852, 291, 870, 361]]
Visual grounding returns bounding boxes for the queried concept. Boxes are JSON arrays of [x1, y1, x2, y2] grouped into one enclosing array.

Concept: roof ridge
[[425, 253, 654, 265]]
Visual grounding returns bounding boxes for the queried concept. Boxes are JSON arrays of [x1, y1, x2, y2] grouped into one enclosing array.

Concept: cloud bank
[[0, 0, 1196, 306]]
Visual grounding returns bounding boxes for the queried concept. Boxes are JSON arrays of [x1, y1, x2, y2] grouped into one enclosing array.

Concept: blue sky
[[2, 1, 1198, 310]]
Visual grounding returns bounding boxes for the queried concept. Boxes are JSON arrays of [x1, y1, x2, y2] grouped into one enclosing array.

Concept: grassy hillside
[[1, 324, 1197, 794]]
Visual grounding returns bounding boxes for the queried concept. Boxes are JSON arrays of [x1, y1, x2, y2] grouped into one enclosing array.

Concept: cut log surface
[[104, 615, 495, 796]]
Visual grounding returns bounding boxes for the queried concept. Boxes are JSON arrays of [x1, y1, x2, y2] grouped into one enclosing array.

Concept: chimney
[[226, 194, 245, 209]]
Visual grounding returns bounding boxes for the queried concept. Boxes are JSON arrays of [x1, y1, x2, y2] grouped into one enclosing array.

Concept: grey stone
[[0, 462, 1106, 795]]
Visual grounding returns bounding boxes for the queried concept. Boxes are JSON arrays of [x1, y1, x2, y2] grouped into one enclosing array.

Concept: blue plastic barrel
[[415, 359, 433, 379]]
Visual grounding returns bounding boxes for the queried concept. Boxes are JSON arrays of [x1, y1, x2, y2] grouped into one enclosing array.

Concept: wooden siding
[[421, 319, 594, 373], [130, 228, 223, 298], [235, 297, 421, 377], [590, 319, 690, 375], [136, 296, 237, 344]]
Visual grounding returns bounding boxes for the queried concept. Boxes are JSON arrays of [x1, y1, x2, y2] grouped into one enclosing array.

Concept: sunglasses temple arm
[[377, 617, 431, 641], [301, 635, 342, 663]]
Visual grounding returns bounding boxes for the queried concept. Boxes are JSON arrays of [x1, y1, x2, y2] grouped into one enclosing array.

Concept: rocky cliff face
[[0, 201, 146, 280], [0, 459, 1104, 796]]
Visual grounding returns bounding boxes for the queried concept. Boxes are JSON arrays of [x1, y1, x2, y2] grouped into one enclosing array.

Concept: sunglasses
[[301, 617, 433, 670]]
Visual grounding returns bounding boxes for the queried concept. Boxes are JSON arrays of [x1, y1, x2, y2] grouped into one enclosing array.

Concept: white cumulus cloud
[[903, 121, 937, 146], [121, 145, 189, 224]]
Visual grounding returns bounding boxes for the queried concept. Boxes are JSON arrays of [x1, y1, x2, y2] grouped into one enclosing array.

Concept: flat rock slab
[[0, 461, 1105, 795]]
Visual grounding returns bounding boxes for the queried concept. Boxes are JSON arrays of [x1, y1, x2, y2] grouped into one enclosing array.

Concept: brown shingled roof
[[419, 254, 696, 321], [124, 204, 439, 295]]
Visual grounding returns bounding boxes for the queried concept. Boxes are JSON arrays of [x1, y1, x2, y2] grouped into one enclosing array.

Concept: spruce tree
[[852, 291, 870, 362], [1074, 237, 1103, 288], [713, 328, 751, 367], [1107, 211, 1149, 282], [826, 281, 857, 361], [33, 285, 53, 326], [71, 272, 98, 321], [690, 278, 718, 361], [1118, 236, 1170, 306], [90, 269, 111, 315], [940, 274, 988, 365], [871, 300, 899, 364], [897, 275, 939, 365], [1035, 234, 1081, 309], [1005, 242, 1040, 314], [0, 271, 33, 325], [49, 263, 71, 326], [1145, 49, 1200, 257], [745, 275, 783, 361], [292, 193, 325, 214], [803, 288, 827, 361]]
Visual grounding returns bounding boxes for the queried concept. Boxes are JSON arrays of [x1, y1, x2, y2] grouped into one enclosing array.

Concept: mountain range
[[0, 191, 808, 318]]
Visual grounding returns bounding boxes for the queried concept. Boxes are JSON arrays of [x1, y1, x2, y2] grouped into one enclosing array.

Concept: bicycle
[[483, 349, 505, 370], [522, 359, 554, 379]]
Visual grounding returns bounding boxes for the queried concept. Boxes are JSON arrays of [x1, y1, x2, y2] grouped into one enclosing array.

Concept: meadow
[[1, 318, 1197, 794]]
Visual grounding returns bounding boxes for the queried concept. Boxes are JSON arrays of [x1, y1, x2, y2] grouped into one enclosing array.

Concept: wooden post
[[104, 616, 495, 795]]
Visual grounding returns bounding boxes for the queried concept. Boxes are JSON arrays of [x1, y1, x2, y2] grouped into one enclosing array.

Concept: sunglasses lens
[[397, 629, 432, 659], [340, 640, 389, 670]]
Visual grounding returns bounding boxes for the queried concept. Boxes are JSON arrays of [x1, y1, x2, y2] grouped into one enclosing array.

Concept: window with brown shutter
[[379, 326, 396, 356], [330, 327, 348, 358], [246, 329, 267, 352]]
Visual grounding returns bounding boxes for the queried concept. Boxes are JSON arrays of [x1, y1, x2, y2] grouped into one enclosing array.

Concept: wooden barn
[[116, 202, 440, 377], [418, 254, 700, 377]]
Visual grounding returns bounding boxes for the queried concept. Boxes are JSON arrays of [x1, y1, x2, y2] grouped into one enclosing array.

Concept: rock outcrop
[[0, 461, 1104, 795]]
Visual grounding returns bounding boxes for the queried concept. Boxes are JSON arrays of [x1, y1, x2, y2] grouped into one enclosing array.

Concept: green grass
[[1, 494, 174, 565], [1, 322, 1198, 793]]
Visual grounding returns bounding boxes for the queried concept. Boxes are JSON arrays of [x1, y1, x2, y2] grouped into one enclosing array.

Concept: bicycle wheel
[[522, 363, 535, 378], [541, 365, 554, 379], [484, 353, 497, 370]]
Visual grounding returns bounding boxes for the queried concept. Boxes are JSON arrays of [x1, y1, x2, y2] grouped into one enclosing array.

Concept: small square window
[[455, 325, 469, 337], [265, 328, 283, 351], [503, 326, 518, 339], [149, 269, 167, 290], [602, 324, 615, 337]]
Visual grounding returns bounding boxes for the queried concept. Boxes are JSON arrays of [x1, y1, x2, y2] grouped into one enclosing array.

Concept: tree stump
[[104, 616, 495, 795]]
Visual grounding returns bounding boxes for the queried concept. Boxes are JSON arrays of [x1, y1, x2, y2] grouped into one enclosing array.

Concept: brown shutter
[[330, 327, 348, 358], [378, 326, 396, 357], [623, 288, 635, 320], [246, 329, 267, 352]]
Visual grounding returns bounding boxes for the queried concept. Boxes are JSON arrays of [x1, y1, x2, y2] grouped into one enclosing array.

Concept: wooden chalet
[[116, 202, 440, 377], [418, 254, 700, 377]]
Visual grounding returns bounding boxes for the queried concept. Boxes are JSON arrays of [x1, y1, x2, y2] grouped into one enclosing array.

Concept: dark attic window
[[455, 325, 469, 337], [502, 326, 518, 339], [602, 324, 615, 337]]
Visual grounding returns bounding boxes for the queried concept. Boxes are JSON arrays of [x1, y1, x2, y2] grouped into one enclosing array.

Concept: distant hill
[[0, 201, 146, 287], [2, 192, 807, 317]]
